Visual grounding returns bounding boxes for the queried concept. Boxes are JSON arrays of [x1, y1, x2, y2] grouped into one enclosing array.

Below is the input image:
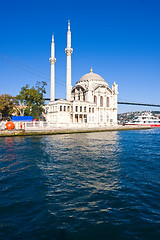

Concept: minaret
[[49, 35, 56, 101], [65, 20, 73, 101]]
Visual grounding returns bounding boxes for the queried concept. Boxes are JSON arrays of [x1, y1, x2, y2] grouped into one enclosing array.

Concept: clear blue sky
[[0, 0, 160, 113]]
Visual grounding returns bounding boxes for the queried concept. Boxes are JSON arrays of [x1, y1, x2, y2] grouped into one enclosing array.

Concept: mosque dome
[[77, 68, 106, 84]]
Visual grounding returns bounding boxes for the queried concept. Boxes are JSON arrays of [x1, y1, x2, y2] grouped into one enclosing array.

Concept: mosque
[[46, 22, 118, 127]]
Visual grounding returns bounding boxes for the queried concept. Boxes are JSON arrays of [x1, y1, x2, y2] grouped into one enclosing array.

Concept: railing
[[0, 121, 51, 131], [14, 121, 50, 130], [0, 120, 117, 132]]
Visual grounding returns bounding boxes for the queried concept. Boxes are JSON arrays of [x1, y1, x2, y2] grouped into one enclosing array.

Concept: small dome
[[78, 68, 105, 83]]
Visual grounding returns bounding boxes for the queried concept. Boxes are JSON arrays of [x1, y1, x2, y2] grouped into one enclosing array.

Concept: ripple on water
[[0, 130, 160, 240]]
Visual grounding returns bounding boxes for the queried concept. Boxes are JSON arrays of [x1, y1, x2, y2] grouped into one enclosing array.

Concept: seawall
[[0, 125, 151, 137]]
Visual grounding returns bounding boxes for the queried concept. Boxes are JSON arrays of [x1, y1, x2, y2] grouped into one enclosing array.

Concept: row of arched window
[[94, 96, 109, 107], [72, 88, 85, 101]]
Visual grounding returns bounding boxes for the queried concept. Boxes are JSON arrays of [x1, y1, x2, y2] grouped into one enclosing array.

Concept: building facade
[[46, 22, 118, 127]]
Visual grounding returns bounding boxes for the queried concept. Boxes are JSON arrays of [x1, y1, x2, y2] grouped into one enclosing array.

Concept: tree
[[0, 94, 19, 118], [16, 81, 47, 119]]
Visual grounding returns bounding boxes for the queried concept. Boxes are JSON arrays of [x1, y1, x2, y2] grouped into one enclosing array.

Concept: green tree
[[0, 94, 19, 118], [17, 81, 47, 119]]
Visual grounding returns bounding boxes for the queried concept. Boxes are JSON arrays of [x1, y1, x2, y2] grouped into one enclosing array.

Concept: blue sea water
[[0, 129, 160, 240]]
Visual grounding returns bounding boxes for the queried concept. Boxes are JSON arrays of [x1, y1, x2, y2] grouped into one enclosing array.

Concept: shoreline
[[0, 125, 151, 137]]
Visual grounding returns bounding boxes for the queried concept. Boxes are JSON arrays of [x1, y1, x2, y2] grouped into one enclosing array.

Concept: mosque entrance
[[74, 114, 87, 123]]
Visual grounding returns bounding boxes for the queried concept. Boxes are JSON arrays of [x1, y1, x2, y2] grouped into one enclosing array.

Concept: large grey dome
[[80, 72, 105, 81], [77, 69, 106, 84]]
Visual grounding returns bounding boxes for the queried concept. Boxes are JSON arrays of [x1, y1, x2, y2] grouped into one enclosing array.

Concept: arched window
[[100, 96, 103, 107], [107, 97, 109, 107], [94, 95, 97, 104], [83, 95, 85, 102]]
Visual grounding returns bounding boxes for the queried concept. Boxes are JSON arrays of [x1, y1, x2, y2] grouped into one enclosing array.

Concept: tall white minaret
[[49, 35, 56, 101], [65, 20, 73, 101]]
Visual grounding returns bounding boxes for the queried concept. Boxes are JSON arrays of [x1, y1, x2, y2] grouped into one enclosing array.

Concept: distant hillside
[[118, 111, 160, 124]]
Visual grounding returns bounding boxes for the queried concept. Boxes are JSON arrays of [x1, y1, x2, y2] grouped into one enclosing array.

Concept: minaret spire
[[65, 20, 73, 101], [68, 20, 70, 30], [49, 34, 56, 101], [52, 34, 54, 43]]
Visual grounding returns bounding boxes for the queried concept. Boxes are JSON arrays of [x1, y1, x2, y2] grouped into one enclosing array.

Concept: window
[[107, 97, 109, 107], [75, 106, 78, 112], [84, 107, 86, 112], [64, 106, 66, 111], [92, 108, 94, 113], [67, 106, 70, 112], [89, 107, 91, 113], [84, 115, 87, 123], [100, 96, 103, 107], [80, 106, 82, 112], [60, 106, 62, 111], [78, 93, 80, 100], [94, 95, 97, 104]]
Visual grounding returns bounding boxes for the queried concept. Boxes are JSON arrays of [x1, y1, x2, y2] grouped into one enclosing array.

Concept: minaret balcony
[[65, 48, 73, 55], [49, 58, 56, 64]]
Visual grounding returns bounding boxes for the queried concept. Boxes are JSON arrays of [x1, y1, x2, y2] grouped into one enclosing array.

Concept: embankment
[[0, 125, 151, 137]]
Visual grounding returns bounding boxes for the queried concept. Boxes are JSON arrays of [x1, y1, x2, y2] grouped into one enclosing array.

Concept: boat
[[125, 112, 160, 127]]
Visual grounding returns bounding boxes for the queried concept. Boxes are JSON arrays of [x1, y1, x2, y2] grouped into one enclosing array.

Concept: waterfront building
[[46, 21, 118, 126]]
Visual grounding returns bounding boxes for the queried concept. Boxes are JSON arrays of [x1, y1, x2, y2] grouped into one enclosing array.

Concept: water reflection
[[38, 132, 122, 222], [0, 137, 38, 174]]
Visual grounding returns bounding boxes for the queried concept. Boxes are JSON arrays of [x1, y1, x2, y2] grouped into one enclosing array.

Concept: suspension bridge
[[117, 102, 160, 108], [44, 98, 160, 108]]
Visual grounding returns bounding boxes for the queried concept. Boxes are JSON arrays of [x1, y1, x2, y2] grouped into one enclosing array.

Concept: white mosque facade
[[46, 22, 118, 127]]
